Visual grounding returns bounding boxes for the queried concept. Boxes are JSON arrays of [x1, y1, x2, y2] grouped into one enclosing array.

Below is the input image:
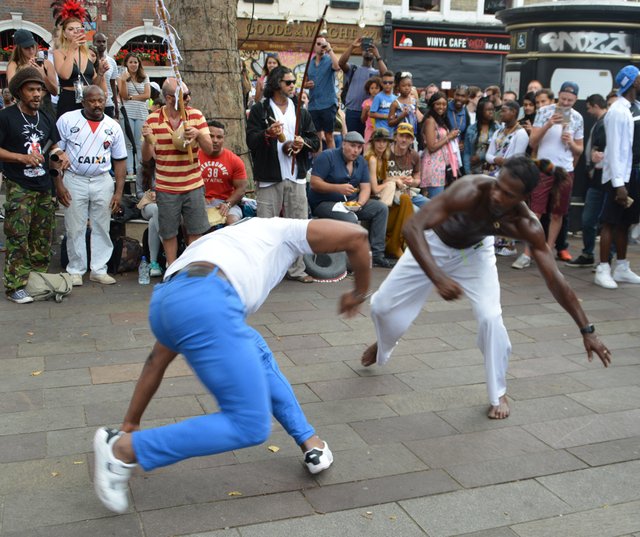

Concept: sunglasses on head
[[282, 80, 296, 86]]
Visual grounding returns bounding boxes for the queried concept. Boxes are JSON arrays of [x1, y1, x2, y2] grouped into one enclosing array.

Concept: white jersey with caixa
[[56, 110, 127, 176]]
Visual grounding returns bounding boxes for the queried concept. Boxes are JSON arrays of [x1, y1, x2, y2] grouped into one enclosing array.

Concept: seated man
[[309, 131, 393, 268], [388, 122, 428, 209], [198, 120, 248, 225]]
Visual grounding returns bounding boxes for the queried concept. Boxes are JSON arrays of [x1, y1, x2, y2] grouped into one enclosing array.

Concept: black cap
[[13, 29, 37, 48]]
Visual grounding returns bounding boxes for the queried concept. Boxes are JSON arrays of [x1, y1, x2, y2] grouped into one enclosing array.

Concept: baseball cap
[[615, 65, 640, 96], [371, 127, 393, 141], [344, 131, 365, 144], [395, 122, 415, 138], [559, 81, 579, 96], [13, 29, 37, 48]]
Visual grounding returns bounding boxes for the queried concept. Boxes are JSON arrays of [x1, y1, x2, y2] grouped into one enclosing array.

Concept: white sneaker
[[93, 428, 136, 513], [70, 274, 83, 286], [303, 441, 334, 474], [511, 253, 531, 269], [613, 262, 640, 284], [90, 273, 116, 285], [496, 247, 517, 257], [594, 264, 618, 289]]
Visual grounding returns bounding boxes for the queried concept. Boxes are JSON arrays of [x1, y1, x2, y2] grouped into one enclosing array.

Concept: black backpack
[[340, 65, 358, 106]]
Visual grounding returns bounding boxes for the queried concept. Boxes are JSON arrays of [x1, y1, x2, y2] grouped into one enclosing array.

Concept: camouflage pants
[[3, 181, 55, 294]]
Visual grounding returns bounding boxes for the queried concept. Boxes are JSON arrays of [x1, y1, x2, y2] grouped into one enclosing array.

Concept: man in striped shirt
[[142, 78, 212, 266], [56, 85, 127, 286]]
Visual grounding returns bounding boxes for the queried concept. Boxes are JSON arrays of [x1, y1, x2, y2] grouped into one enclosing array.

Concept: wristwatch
[[580, 323, 595, 335], [375, 56, 382, 61]]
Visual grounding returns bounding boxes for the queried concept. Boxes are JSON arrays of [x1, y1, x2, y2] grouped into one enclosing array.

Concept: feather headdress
[[50, 0, 91, 26]]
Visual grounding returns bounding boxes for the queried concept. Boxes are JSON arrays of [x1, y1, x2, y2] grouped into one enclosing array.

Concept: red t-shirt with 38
[[198, 148, 247, 201]]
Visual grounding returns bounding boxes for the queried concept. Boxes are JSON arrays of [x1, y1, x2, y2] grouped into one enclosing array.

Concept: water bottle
[[138, 256, 151, 285]]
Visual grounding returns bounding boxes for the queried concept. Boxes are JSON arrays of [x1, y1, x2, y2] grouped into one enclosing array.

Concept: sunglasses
[[382, 81, 394, 85], [400, 71, 412, 78], [282, 80, 296, 86]]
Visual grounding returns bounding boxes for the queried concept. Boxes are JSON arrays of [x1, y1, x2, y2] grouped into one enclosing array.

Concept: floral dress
[[420, 125, 457, 188]]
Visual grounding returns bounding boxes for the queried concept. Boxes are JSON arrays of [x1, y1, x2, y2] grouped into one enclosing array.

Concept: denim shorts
[[156, 186, 210, 239]]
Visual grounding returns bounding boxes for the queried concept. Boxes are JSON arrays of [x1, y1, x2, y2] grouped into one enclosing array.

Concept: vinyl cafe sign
[[393, 29, 510, 55]]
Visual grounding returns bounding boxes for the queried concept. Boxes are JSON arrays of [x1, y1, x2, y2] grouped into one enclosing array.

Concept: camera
[[49, 152, 61, 162], [361, 37, 373, 51], [49, 168, 60, 178], [36, 51, 45, 67]]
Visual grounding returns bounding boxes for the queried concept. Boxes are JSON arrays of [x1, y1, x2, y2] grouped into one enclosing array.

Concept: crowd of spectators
[[2, 26, 640, 303]]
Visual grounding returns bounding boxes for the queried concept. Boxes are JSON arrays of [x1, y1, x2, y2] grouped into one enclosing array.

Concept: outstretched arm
[[524, 218, 611, 368], [121, 341, 179, 432], [307, 219, 371, 318]]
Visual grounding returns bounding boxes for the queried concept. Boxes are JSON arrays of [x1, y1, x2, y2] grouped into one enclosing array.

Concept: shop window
[[330, 0, 360, 8], [409, 0, 440, 10], [484, 0, 512, 14], [115, 35, 169, 66]]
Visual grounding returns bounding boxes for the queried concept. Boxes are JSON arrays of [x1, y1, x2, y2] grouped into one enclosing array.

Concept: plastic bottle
[[138, 256, 151, 285]]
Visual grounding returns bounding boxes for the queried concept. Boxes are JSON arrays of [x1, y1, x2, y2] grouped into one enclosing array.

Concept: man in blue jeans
[[309, 131, 394, 268], [93, 217, 372, 514], [566, 94, 608, 268]]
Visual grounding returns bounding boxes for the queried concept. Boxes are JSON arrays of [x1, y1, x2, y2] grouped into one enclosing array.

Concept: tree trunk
[[165, 0, 251, 177]]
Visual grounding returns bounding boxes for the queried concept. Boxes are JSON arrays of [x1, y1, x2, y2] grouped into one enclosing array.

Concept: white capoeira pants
[[370, 230, 511, 406]]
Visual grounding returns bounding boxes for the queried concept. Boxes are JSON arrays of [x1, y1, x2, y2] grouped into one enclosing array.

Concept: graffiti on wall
[[539, 31, 631, 56]]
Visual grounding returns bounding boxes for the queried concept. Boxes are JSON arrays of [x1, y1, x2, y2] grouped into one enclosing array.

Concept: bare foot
[[488, 395, 510, 419], [361, 342, 378, 367]]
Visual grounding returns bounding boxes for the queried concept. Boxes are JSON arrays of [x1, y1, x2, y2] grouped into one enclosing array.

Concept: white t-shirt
[[103, 56, 119, 108], [163, 218, 313, 315], [533, 104, 584, 172], [57, 110, 127, 177]]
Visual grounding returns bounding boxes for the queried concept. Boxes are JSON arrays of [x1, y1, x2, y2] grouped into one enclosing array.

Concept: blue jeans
[[411, 194, 429, 208], [345, 108, 365, 136], [123, 117, 144, 174], [132, 270, 315, 471], [581, 187, 605, 256], [426, 186, 445, 199]]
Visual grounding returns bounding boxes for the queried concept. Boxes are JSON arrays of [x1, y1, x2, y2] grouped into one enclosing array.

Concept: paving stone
[[396, 364, 490, 391], [523, 409, 640, 449], [0, 356, 44, 376], [239, 502, 427, 537], [437, 395, 595, 433], [315, 443, 427, 485], [44, 349, 150, 370], [274, 308, 352, 323], [568, 437, 640, 466], [0, 344, 18, 359], [511, 499, 640, 537], [0, 455, 90, 494], [445, 449, 586, 488], [0, 368, 91, 393], [179, 531, 240, 537], [266, 318, 351, 337], [319, 327, 378, 346], [256, 300, 316, 313], [154, 376, 209, 398], [567, 386, 640, 413], [456, 528, 519, 537], [44, 382, 136, 408], [413, 348, 484, 369], [508, 340, 585, 359], [1, 513, 143, 537], [2, 485, 115, 532], [403, 321, 475, 339], [0, 406, 85, 435], [284, 344, 367, 365], [307, 375, 412, 401], [262, 334, 331, 352], [393, 337, 455, 356], [18, 339, 97, 358], [0, 390, 43, 414], [507, 374, 591, 400], [405, 427, 551, 468], [0, 432, 46, 463], [84, 394, 204, 426], [301, 397, 397, 426], [507, 356, 586, 378], [346, 354, 426, 376], [567, 364, 640, 389], [304, 469, 459, 513], [536, 460, 640, 510], [139, 492, 313, 537], [291, 383, 320, 404], [382, 384, 489, 415], [279, 362, 360, 385], [400, 480, 571, 537], [350, 412, 457, 444], [89, 357, 192, 384], [131, 457, 315, 511]]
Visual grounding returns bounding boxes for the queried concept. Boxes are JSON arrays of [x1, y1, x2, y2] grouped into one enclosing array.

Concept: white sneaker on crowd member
[[90, 273, 116, 285], [70, 274, 83, 286], [511, 253, 531, 269], [496, 247, 517, 257], [594, 263, 618, 289], [612, 260, 640, 284], [93, 428, 136, 513]]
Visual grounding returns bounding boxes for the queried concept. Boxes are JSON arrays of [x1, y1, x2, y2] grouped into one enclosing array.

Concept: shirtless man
[[361, 156, 611, 419]]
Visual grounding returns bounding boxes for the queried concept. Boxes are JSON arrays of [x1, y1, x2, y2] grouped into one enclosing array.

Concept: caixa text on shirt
[[77, 155, 110, 164]]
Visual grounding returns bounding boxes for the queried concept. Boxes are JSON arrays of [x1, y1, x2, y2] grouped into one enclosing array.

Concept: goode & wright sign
[[393, 29, 510, 55]]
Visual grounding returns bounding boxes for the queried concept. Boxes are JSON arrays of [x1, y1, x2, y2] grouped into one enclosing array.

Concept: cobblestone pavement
[[1, 238, 639, 537]]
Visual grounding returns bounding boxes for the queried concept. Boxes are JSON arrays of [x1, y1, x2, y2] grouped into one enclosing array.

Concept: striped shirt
[[56, 110, 127, 177], [145, 106, 209, 194]]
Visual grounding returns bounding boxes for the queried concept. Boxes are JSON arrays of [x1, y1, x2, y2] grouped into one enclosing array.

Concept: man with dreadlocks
[[361, 156, 612, 419]]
